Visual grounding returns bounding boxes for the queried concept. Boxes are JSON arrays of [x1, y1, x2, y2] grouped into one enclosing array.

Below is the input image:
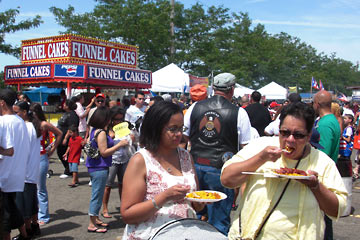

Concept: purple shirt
[[86, 128, 113, 173]]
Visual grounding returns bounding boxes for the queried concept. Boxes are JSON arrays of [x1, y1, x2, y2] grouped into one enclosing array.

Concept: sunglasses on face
[[165, 126, 188, 134], [279, 129, 308, 139], [96, 100, 104, 103]]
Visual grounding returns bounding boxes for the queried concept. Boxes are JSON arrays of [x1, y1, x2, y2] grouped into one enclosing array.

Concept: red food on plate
[[273, 167, 307, 176]]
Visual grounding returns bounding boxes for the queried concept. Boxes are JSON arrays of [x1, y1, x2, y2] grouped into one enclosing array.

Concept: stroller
[[148, 218, 227, 240]]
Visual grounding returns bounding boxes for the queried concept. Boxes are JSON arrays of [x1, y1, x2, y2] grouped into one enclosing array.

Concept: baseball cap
[[161, 93, 172, 102], [310, 128, 324, 149], [270, 101, 281, 108], [96, 93, 105, 99], [213, 73, 236, 90], [190, 84, 207, 102]]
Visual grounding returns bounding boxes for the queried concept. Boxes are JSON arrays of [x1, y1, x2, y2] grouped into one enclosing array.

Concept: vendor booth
[[258, 81, 287, 100], [24, 86, 62, 105], [151, 63, 189, 93], [4, 34, 152, 97], [233, 84, 254, 98]]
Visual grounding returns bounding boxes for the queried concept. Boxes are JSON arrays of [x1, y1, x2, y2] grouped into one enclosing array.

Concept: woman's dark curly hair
[[279, 102, 315, 133]]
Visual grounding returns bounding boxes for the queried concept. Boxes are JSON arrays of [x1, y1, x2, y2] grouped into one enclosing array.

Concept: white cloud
[[20, 11, 53, 18], [253, 19, 360, 29], [325, 0, 360, 10]]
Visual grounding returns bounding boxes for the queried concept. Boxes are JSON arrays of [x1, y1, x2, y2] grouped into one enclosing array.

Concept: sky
[[1, 0, 360, 72]]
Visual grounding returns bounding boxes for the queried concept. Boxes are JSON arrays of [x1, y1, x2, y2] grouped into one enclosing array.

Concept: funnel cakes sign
[[21, 34, 138, 68]]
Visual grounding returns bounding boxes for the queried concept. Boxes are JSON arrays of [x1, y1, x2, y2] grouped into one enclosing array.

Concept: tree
[[0, 7, 42, 58], [49, 0, 358, 93]]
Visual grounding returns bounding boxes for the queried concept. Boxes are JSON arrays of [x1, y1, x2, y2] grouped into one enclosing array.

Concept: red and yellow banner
[[21, 34, 138, 69], [189, 74, 208, 87]]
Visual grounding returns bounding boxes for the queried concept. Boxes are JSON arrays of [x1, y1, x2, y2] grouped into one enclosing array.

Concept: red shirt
[[68, 136, 83, 163]]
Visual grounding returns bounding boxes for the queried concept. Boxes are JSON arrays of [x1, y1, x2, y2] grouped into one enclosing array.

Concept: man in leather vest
[[183, 73, 251, 235]]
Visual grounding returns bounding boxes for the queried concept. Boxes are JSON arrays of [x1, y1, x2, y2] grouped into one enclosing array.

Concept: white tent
[[151, 63, 189, 93], [233, 83, 254, 98], [258, 81, 287, 100]]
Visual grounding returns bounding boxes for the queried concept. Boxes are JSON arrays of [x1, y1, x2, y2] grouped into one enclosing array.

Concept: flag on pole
[[337, 92, 347, 102], [312, 77, 319, 90], [319, 80, 324, 90]]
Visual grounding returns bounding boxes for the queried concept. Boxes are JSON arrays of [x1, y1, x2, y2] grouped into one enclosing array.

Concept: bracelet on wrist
[[152, 198, 161, 210]]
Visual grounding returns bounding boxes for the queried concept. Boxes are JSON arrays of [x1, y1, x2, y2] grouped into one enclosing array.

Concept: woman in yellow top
[[221, 102, 347, 240]]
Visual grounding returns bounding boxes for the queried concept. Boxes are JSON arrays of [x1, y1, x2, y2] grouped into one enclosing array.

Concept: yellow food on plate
[[186, 191, 221, 199]]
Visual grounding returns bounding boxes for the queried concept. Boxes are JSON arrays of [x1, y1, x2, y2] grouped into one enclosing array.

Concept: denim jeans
[[88, 169, 109, 216], [195, 163, 234, 235], [38, 154, 50, 222]]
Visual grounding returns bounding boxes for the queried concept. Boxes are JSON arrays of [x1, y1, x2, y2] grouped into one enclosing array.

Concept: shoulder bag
[[84, 129, 104, 159]]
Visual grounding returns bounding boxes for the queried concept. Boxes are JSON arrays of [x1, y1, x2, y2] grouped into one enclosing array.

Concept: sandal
[[87, 227, 107, 233], [102, 212, 112, 218], [96, 221, 109, 227], [38, 221, 47, 226]]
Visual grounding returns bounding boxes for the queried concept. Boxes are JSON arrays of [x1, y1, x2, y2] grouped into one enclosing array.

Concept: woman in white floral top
[[121, 101, 204, 239]]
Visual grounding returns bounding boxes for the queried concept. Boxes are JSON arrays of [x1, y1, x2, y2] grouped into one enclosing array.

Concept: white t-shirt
[[0, 115, 30, 192], [183, 101, 252, 147], [125, 105, 146, 124], [75, 102, 87, 133], [25, 122, 41, 184], [264, 116, 280, 136], [0, 116, 14, 189]]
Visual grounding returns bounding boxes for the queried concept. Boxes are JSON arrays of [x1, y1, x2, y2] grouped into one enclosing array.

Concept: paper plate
[[185, 190, 227, 203], [271, 172, 312, 180]]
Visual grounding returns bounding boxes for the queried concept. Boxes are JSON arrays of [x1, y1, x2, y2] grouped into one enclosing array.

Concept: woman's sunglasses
[[279, 130, 308, 139]]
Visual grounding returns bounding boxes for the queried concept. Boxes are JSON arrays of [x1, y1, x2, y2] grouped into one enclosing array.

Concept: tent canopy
[[24, 86, 62, 104], [233, 83, 254, 98], [258, 81, 287, 100], [151, 63, 189, 93]]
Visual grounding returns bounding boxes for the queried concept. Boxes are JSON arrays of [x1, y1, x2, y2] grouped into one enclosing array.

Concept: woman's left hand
[[297, 170, 320, 190]]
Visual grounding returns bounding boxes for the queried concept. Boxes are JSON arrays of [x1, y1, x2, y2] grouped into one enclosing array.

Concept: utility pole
[[170, 0, 175, 57]]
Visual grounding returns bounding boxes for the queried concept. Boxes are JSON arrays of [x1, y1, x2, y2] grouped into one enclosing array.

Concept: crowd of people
[[0, 72, 358, 239]]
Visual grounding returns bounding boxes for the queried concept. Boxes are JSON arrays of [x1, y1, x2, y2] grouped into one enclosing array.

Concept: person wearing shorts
[[63, 125, 84, 187], [3, 193, 25, 237], [15, 183, 40, 238]]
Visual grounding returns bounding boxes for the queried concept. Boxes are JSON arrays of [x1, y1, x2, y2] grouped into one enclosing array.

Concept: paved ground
[[11, 156, 125, 240], [9, 155, 360, 240]]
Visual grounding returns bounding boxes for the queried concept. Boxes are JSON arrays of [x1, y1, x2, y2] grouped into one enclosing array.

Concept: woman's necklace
[[155, 149, 178, 174]]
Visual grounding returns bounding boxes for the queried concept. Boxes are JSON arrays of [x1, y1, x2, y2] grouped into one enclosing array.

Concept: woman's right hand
[[163, 184, 190, 202], [259, 146, 282, 163], [117, 139, 129, 148]]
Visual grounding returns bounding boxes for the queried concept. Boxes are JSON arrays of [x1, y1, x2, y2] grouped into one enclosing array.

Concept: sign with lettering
[[87, 65, 151, 85], [4, 63, 152, 89], [21, 34, 138, 68], [189, 74, 209, 87], [54, 64, 85, 78], [5, 64, 51, 79]]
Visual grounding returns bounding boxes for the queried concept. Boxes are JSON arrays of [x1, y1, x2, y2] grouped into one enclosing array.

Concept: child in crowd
[[63, 125, 85, 187], [339, 114, 354, 159]]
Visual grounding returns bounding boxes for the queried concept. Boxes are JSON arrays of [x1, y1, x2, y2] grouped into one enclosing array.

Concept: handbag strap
[[254, 158, 301, 239], [90, 129, 104, 144]]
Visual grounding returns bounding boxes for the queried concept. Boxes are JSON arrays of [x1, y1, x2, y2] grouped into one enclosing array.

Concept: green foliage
[[0, 70, 4, 88], [48, 0, 359, 94], [0, 7, 42, 58]]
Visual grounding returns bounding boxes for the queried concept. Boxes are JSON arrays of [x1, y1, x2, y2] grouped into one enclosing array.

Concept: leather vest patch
[[199, 111, 222, 145]]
